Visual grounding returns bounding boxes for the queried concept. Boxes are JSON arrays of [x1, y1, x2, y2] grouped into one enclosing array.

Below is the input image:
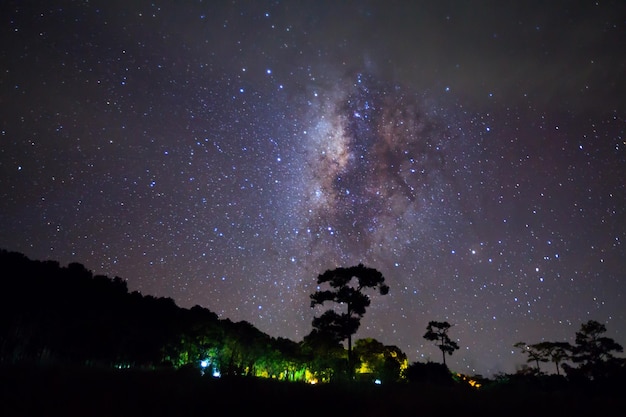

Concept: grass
[[1, 366, 624, 417]]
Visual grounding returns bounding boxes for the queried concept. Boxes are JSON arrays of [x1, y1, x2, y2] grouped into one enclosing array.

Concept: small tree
[[423, 321, 459, 367], [310, 264, 389, 378], [534, 341, 572, 376], [514, 341, 549, 374]]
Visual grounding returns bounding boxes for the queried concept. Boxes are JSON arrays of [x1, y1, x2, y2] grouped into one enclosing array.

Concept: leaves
[[423, 321, 459, 365], [310, 264, 389, 374]]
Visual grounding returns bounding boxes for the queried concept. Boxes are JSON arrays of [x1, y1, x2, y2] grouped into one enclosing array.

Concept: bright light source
[[200, 360, 208, 368], [212, 370, 221, 378], [374, 379, 382, 385]]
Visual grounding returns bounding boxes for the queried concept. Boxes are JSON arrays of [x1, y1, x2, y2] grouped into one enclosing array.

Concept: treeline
[[2, 248, 625, 389], [1, 248, 205, 368], [0, 249, 407, 383]]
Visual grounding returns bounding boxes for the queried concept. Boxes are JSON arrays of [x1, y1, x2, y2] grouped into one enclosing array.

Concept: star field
[[1, 0, 625, 376]]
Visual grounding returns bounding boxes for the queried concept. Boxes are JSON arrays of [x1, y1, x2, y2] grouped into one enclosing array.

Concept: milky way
[[293, 73, 467, 267], [1, 0, 624, 376]]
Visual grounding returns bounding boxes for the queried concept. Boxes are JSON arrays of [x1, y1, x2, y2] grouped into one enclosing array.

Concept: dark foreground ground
[[1, 366, 625, 417]]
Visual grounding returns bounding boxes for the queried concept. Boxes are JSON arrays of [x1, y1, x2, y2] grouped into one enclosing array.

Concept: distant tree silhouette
[[310, 264, 389, 379], [565, 320, 624, 381], [533, 341, 572, 376], [405, 361, 454, 385], [423, 321, 459, 367], [2, 249, 318, 378], [1, 249, 211, 368], [514, 341, 549, 374]]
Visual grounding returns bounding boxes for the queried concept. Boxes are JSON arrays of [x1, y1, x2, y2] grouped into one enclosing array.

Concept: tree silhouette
[[423, 321, 459, 367], [405, 361, 454, 385], [567, 319, 624, 380], [514, 341, 549, 374], [534, 341, 571, 376], [310, 264, 389, 378]]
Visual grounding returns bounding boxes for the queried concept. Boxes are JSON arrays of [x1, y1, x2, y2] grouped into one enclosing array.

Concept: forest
[[1, 248, 625, 416]]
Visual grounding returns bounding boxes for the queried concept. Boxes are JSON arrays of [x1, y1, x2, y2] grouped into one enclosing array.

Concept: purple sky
[[1, 0, 624, 376]]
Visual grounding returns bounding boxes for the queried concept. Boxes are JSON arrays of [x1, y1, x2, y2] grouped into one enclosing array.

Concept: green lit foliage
[[353, 338, 408, 383], [272, 337, 307, 381], [301, 329, 348, 383], [161, 305, 223, 368], [8, 248, 626, 393], [253, 337, 307, 381], [219, 319, 272, 377]]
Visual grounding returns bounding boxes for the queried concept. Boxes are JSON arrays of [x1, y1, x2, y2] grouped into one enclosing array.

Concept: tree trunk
[[348, 334, 353, 379], [440, 336, 446, 366], [347, 302, 354, 380]]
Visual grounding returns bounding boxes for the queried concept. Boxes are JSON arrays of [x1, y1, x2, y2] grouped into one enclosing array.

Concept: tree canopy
[[567, 320, 624, 381], [310, 264, 389, 377], [423, 321, 459, 367]]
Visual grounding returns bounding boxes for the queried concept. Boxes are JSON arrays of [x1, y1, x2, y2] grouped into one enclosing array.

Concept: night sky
[[1, 0, 625, 376]]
